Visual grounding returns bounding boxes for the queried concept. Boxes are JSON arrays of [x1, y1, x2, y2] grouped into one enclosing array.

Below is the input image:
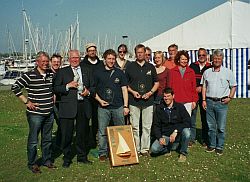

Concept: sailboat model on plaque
[[116, 132, 131, 157], [107, 125, 139, 167]]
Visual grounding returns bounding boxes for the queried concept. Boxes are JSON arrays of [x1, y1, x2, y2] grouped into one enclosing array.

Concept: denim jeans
[[98, 106, 124, 157], [190, 95, 208, 143], [129, 105, 153, 153], [206, 99, 228, 150], [26, 112, 54, 168], [150, 128, 191, 155]]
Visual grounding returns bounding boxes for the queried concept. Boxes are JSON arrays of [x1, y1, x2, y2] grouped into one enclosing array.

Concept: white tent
[[143, 0, 250, 98]]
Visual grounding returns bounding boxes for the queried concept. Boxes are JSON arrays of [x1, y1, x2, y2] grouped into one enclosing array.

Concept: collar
[[212, 66, 222, 72], [71, 66, 81, 70], [194, 61, 211, 67], [135, 59, 146, 67], [160, 100, 177, 110]]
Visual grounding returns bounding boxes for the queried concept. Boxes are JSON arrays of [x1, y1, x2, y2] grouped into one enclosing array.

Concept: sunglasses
[[119, 51, 126, 53], [198, 54, 206, 57]]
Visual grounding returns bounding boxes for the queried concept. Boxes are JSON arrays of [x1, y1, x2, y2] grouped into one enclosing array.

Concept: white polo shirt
[[200, 66, 237, 98]]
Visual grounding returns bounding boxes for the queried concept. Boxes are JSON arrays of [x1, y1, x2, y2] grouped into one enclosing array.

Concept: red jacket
[[169, 66, 198, 103]]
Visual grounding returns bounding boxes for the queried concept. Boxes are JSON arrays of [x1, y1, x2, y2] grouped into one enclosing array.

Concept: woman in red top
[[154, 51, 169, 104], [169, 50, 198, 115]]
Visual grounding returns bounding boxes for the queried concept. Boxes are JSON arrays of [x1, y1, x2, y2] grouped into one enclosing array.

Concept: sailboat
[[116, 132, 131, 157]]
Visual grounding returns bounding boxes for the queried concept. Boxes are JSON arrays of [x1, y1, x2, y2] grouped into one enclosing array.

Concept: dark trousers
[[190, 93, 208, 144], [60, 101, 90, 163], [89, 99, 98, 148], [53, 104, 61, 146]]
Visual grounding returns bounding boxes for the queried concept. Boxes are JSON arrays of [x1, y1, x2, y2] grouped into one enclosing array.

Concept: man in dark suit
[[53, 50, 95, 168]]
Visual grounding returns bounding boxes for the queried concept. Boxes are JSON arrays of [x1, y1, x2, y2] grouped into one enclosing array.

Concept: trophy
[[138, 81, 146, 95], [104, 87, 114, 104]]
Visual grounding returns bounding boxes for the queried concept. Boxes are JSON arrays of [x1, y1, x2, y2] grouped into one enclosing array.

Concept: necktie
[[73, 68, 80, 83], [73, 67, 83, 100]]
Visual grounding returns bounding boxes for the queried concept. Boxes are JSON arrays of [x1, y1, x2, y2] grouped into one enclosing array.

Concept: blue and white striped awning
[[187, 48, 249, 98]]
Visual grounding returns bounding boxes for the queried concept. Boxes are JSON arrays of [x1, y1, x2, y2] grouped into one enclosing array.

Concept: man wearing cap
[[80, 43, 104, 149]]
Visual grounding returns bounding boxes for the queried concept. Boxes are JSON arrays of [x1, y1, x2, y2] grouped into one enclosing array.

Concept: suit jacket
[[53, 65, 95, 119]]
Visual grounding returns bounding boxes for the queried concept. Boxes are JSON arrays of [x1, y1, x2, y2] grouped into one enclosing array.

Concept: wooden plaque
[[107, 125, 139, 167]]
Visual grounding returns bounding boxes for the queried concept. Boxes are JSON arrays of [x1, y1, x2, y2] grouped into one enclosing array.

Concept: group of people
[[11, 42, 236, 174]]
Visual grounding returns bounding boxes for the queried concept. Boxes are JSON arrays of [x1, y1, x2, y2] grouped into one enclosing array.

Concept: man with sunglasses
[[189, 48, 212, 147], [145, 47, 152, 63]]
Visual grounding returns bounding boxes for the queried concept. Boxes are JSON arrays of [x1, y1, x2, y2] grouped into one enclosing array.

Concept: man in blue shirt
[[201, 49, 237, 155], [94, 49, 129, 162]]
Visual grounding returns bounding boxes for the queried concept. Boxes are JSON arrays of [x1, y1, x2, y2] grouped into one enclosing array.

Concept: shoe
[[164, 151, 172, 157], [77, 159, 93, 164], [202, 142, 208, 148], [215, 149, 223, 156], [188, 141, 195, 148], [99, 155, 107, 162], [206, 147, 215, 153], [137, 152, 142, 157], [141, 151, 150, 157], [178, 154, 187, 162], [62, 161, 71, 168], [43, 163, 57, 169], [30, 164, 42, 174]]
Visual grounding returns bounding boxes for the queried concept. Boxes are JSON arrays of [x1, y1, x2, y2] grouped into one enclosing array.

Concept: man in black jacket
[[189, 48, 212, 147], [80, 43, 104, 149], [54, 50, 95, 168], [150, 87, 191, 162]]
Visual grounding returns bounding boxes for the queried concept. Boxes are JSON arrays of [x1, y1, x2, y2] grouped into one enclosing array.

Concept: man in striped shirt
[[11, 51, 56, 174]]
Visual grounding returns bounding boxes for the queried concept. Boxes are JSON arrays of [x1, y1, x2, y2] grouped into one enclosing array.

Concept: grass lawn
[[0, 90, 249, 182]]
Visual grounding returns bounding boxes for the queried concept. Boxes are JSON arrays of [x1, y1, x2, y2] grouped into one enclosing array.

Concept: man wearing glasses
[[189, 48, 212, 147], [145, 47, 152, 63], [80, 43, 104, 149]]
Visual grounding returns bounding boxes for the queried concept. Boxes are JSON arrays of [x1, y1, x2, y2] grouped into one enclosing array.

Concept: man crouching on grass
[[11, 51, 56, 173], [150, 87, 191, 162]]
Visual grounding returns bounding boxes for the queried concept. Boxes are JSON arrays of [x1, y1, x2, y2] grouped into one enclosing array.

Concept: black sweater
[[153, 101, 191, 139]]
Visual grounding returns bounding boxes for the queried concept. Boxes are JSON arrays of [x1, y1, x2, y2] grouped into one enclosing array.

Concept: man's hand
[[99, 99, 109, 107], [26, 101, 39, 111], [80, 87, 90, 97], [196, 86, 202, 93], [222, 97, 231, 104], [202, 100, 207, 110], [123, 108, 130, 116], [159, 137, 166, 146], [67, 81, 78, 89], [142, 91, 152, 100], [132, 91, 141, 99], [170, 132, 177, 143]]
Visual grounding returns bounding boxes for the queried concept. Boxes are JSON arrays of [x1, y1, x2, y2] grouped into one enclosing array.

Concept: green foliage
[[0, 90, 249, 182]]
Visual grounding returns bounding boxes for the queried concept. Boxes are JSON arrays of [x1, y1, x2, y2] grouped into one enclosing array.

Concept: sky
[[0, 0, 229, 54]]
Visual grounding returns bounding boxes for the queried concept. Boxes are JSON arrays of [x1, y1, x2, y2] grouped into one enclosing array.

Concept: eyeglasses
[[146, 54, 151, 56], [119, 51, 126, 53], [198, 54, 206, 57]]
